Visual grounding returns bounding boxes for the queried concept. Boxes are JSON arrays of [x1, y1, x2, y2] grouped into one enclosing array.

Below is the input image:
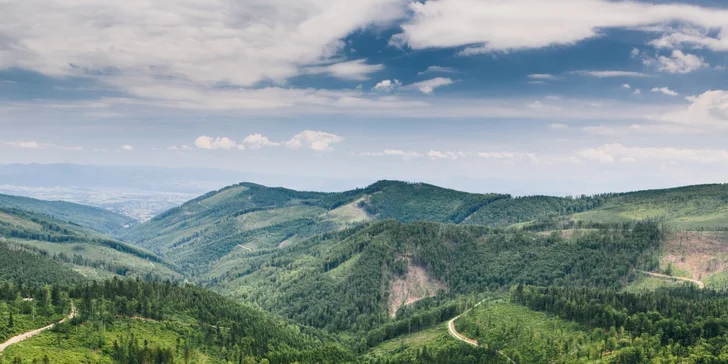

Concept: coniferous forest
[[3, 182, 728, 363]]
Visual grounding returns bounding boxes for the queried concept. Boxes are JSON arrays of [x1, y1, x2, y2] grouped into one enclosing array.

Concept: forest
[[4, 182, 728, 363]]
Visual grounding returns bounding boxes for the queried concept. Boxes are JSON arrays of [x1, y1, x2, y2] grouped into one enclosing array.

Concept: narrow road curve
[[447, 300, 516, 364], [0, 304, 76, 354], [636, 270, 705, 289]]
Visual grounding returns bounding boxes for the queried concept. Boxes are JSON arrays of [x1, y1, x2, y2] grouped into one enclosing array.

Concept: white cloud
[[121, 145, 134, 151], [167, 145, 193, 151], [549, 123, 569, 129], [428, 150, 465, 160], [0, 0, 406, 103], [6, 141, 40, 149], [528, 74, 558, 80], [241, 133, 281, 149], [285, 130, 343, 151], [622, 84, 631, 89], [194, 136, 238, 150], [651, 87, 679, 96], [649, 26, 728, 51], [630, 48, 641, 58], [372, 79, 402, 92], [578, 143, 728, 163], [408, 77, 454, 94], [645, 50, 708, 74], [573, 70, 649, 78], [656, 90, 728, 127], [478, 151, 539, 164], [360, 149, 423, 159], [417, 66, 457, 75], [391, 0, 728, 53], [633, 89, 642, 95], [303, 59, 384, 81]]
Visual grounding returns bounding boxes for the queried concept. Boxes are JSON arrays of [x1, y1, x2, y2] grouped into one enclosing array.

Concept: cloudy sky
[[2, 0, 728, 195]]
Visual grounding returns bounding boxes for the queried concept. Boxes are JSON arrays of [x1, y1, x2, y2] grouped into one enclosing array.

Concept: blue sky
[[2, 0, 728, 195]]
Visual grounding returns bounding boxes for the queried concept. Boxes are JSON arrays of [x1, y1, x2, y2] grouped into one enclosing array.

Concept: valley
[[2, 181, 728, 362]]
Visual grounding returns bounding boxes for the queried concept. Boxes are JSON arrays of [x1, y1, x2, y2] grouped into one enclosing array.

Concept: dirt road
[[636, 270, 705, 288], [446, 300, 516, 364], [0, 304, 76, 354]]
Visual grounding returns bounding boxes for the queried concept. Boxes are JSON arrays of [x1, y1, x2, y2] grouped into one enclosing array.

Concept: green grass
[[1, 318, 210, 364], [236, 205, 325, 231], [365, 325, 457, 359], [622, 275, 686, 293], [199, 185, 249, 207], [455, 300, 599, 363], [0, 303, 68, 343]]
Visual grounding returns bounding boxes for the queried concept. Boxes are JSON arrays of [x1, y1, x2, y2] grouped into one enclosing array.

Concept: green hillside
[[0, 193, 136, 235], [121, 181, 508, 274], [0, 278, 354, 364], [0, 207, 181, 281], [203, 220, 660, 334]]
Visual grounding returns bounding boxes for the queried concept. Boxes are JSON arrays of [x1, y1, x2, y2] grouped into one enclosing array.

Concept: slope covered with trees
[[0, 207, 181, 281], [0, 193, 135, 235]]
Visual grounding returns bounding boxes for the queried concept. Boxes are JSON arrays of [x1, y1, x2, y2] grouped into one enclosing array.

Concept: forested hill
[[120, 180, 509, 256], [0, 207, 181, 281], [0, 193, 135, 235]]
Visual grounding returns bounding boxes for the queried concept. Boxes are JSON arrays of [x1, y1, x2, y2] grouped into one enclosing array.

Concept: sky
[[2, 0, 728, 196]]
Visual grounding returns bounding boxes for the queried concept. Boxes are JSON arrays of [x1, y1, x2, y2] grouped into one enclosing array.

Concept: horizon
[[3, 0, 728, 195], [1, 162, 726, 199]]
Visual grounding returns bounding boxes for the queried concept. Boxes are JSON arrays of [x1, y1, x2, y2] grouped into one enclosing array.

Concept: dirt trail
[[446, 300, 516, 364], [636, 270, 705, 289], [0, 304, 76, 354]]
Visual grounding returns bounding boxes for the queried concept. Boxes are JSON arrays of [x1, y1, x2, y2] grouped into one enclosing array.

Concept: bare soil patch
[[389, 258, 445, 317], [662, 231, 728, 281]]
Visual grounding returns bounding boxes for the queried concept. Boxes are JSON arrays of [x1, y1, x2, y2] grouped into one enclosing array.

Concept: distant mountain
[[0, 193, 135, 234], [121, 181, 507, 267]]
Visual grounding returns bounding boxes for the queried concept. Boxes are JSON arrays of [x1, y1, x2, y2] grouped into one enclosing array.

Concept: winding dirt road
[[446, 300, 516, 363], [636, 270, 705, 289], [0, 304, 76, 354]]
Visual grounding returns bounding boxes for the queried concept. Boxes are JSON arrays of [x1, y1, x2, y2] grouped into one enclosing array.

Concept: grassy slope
[[0, 207, 180, 281], [0, 193, 135, 235]]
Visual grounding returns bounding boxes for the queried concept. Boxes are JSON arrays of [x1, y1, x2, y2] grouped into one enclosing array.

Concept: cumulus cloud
[[6, 141, 40, 149], [285, 130, 344, 151], [656, 90, 728, 127], [121, 145, 134, 151], [372, 79, 402, 92], [303, 59, 384, 80], [391, 0, 728, 53], [241, 134, 280, 149], [408, 77, 454, 94], [578, 143, 728, 163], [622, 84, 632, 89], [573, 70, 649, 78], [645, 50, 708, 74], [194, 136, 239, 150], [651, 87, 679, 96], [417, 66, 457, 75]]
